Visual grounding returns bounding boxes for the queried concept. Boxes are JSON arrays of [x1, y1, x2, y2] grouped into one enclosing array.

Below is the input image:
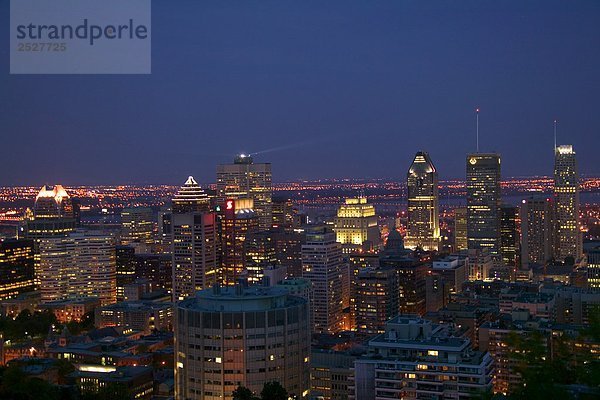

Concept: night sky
[[1, 0, 599, 185]]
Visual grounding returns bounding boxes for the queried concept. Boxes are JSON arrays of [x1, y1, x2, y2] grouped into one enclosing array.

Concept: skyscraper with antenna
[[465, 108, 502, 256]]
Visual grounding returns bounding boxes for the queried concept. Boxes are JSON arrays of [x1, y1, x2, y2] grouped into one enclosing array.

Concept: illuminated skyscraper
[[302, 226, 345, 334], [220, 198, 259, 285], [120, 207, 154, 252], [554, 145, 582, 262], [21, 185, 78, 287], [521, 195, 554, 268], [0, 239, 35, 300], [454, 207, 468, 251], [466, 153, 501, 256], [38, 230, 117, 306], [217, 155, 272, 230], [405, 151, 440, 251], [31, 185, 74, 219], [172, 176, 211, 213], [333, 196, 379, 253], [21, 185, 77, 240], [171, 176, 219, 301]]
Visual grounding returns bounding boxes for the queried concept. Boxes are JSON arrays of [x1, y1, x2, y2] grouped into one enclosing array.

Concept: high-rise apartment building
[[554, 145, 582, 262], [302, 226, 345, 334], [175, 285, 310, 400], [405, 151, 440, 251], [217, 155, 272, 230], [351, 316, 494, 400], [466, 153, 501, 256], [0, 239, 35, 300], [521, 196, 554, 268], [38, 230, 117, 306], [171, 177, 219, 301], [333, 196, 379, 253]]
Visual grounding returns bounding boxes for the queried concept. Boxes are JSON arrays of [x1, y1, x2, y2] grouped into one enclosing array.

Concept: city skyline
[[2, 2, 600, 400], [1, 1, 600, 185]]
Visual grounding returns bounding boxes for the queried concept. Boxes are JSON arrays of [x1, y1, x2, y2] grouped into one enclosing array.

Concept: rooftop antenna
[[475, 107, 480, 152], [553, 119, 557, 151]]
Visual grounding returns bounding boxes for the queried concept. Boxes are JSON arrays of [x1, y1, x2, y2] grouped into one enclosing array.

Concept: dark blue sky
[[1, 0, 599, 185]]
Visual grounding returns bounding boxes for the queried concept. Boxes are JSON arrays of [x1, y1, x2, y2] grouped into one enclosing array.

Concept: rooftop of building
[[69, 365, 153, 381], [178, 284, 306, 313], [368, 315, 471, 353]]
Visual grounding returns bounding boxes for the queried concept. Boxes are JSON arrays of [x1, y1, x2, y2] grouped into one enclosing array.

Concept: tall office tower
[[21, 185, 79, 281], [351, 316, 494, 400], [217, 154, 272, 230], [354, 267, 398, 334], [31, 185, 74, 219], [333, 196, 379, 253], [405, 151, 440, 251], [554, 145, 582, 262], [587, 248, 600, 292], [38, 230, 116, 306], [272, 196, 294, 229], [120, 207, 154, 252], [0, 239, 35, 300], [379, 230, 427, 316], [500, 205, 518, 267], [116, 245, 136, 301], [172, 176, 211, 213], [175, 285, 310, 400], [220, 198, 259, 285], [245, 230, 278, 284], [21, 185, 77, 266], [301, 226, 345, 334], [466, 153, 502, 256], [171, 177, 219, 301], [521, 196, 554, 269], [454, 207, 468, 251]]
